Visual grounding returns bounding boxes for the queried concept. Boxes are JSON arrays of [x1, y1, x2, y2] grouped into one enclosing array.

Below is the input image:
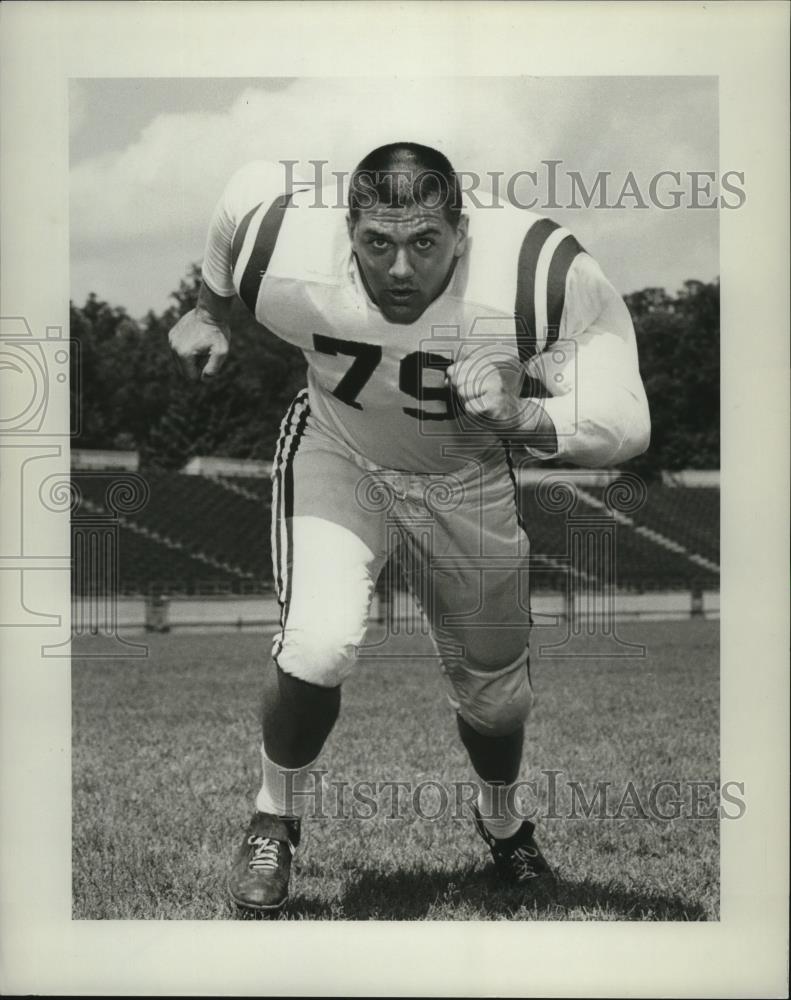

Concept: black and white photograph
[[68, 74, 723, 921], [1, 2, 788, 996]]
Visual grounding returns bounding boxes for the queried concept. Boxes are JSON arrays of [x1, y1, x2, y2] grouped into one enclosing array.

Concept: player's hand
[[168, 308, 230, 382], [446, 347, 526, 430]]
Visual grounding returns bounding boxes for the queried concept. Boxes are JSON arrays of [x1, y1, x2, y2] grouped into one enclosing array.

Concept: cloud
[[70, 79, 537, 247], [70, 77, 719, 313]]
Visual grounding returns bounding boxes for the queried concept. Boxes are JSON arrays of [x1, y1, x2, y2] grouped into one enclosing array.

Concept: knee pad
[[443, 648, 534, 737], [272, 625, 360, 688]]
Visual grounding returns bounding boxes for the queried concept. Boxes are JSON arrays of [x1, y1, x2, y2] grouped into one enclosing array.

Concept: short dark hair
[[348, 142, 463, 226]]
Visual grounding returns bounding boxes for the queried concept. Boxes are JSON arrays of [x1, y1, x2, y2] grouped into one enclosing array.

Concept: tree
[[623, 279, 719, 475], [71, 264, 307, 469]]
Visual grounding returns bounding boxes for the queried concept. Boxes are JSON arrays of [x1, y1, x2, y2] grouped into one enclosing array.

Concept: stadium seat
[[70, 470, 719, 596]]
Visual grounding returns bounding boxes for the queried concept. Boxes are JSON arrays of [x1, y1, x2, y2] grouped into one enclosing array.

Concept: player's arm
[[448, 252, 650, 467], [446, 355, 559, 454], [169, 283, 233, 382], [168, 160, 282, 381], [528, 254, 651, 467]]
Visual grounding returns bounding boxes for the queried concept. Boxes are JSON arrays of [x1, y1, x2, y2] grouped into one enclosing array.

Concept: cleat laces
[[247, 835, 280, 872], [510, 845, 540, 881]]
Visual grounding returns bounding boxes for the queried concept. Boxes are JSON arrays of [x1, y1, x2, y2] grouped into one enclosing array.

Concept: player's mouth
[[387, 288, 418, 304]]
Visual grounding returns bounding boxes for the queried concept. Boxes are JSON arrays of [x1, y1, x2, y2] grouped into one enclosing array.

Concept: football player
[[169, 142, 650, 912]]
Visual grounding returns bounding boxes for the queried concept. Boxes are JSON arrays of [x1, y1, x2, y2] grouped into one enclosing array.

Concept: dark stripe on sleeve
[[513, 218, 560, 362], [239, 193, 294, 314], [230, 201, 264, 272], [544, 234, 585, 350]]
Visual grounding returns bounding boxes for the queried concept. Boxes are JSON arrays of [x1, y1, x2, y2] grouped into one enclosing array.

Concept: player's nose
[[389, 247, 415, 280]]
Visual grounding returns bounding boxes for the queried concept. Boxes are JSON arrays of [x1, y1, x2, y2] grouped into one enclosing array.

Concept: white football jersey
[[202, 161, 649, 472]]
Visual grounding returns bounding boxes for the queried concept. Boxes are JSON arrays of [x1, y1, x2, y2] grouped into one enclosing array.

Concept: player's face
[[348, 205, 468, 324]]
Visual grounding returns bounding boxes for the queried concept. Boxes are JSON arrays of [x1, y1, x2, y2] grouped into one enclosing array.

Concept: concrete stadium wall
[[76, 589, 720, 635]]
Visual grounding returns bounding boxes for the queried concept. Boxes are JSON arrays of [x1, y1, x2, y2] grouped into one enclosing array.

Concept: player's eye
[[369, 237, 390, 250], [414, 237, 434, 251]]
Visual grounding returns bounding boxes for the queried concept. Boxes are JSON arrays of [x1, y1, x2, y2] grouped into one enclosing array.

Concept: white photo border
[[1, 1, 788, 996]]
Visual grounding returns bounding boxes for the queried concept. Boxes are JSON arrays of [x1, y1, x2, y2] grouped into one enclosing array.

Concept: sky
[[70, 77, 719, 319]]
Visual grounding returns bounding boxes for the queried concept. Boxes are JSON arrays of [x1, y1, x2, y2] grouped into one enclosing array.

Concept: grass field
[[72, 618, 719, 920]]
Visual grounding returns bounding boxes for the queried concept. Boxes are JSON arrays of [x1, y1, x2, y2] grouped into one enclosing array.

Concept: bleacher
[[219, 475, 271, 501], [529, 482, 718, 589], [70, 464, 720, 596], [518, 483, 718, 591], [72, 471, 272, 595], [106, 527, 239, 595], [628, 486, 719, 565]]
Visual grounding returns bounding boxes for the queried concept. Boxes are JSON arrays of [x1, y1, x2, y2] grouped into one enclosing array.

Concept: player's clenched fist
[[446, 347, 525, 429], [168, 308, 230, 382]]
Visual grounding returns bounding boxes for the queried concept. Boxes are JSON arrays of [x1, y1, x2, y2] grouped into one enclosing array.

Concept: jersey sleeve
[[201, 161, 289, 298], [520, 242, 651, 467]]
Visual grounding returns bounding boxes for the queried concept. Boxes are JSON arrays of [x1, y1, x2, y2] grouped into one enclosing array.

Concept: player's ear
[[453, 214, 469, 257], [346, 213, 355, 242]]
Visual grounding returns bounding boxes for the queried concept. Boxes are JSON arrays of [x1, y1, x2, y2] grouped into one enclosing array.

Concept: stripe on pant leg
[[503, 443, 529, 539], [271, 394, 303, 608], [270, 390, 309, 661], [271, 393, 307, 616], [280, 404, 309, 625], [503, 444, 534, 675]]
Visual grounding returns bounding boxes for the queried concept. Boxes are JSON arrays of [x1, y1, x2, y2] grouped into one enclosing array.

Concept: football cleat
[[228, 811, 301, 912], [472, 803, 556, 884]]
